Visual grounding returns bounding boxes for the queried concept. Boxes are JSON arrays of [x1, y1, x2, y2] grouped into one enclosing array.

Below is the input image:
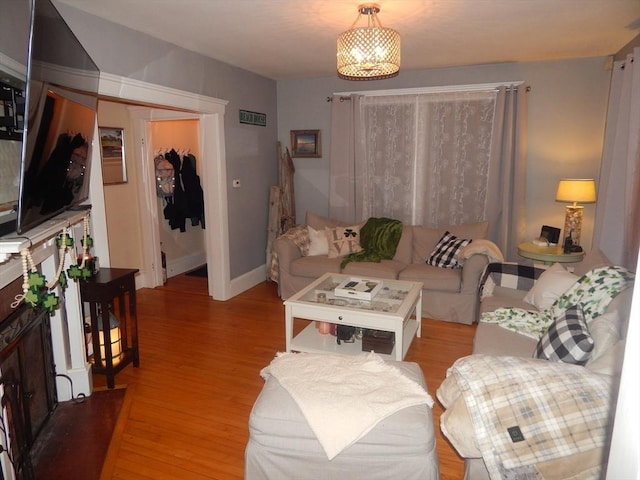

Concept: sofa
[[273, 212, 503, 325], [436, 249, 635, 479]]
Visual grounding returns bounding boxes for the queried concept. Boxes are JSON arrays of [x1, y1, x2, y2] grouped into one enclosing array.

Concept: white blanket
[[260, 352, 433, 460]]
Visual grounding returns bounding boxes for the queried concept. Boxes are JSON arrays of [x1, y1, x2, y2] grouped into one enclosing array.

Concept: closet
[[150, 119, 206, 279]]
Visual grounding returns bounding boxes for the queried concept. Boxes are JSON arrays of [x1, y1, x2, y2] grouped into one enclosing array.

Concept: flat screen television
[[0, 0, 99, 235]]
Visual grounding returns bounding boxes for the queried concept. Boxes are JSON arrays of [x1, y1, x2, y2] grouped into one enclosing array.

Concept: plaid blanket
[[479, 262, 545, 300], [447, 355, 615, 479]]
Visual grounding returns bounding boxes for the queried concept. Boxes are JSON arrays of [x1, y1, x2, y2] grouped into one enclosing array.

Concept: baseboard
[[229, 264, 267, 298], [167, 251, 207, 278]]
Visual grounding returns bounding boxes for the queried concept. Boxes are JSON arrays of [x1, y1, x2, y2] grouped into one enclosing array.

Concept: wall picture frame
[[290, 129, 321, 158], [99, 127, 127, 185]]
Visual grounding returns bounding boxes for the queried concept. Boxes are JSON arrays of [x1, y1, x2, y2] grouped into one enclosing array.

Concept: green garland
[[16, 215, 94, 313]]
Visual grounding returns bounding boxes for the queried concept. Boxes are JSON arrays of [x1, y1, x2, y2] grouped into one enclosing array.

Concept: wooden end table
[[80, 268, 140, 388], [517, 242, 585, 265]]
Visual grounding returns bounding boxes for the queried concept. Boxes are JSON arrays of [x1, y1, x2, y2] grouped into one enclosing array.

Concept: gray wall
[[0, 0, 29, 66], [54, 2, 278, 279], [277, 57, 612, 255]]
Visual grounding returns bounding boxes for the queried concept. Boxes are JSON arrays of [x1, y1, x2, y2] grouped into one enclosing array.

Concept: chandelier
[[337, 3, 401, 80]]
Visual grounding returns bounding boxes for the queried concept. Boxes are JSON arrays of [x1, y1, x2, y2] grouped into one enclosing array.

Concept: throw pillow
[[307, 226, 329, 256], [523, 262, 578, 310], [306, 211, 346, 230], [326, 224, 363, 258], [585, 311, 620, 364], [535, 304, 594, 365], [426, 231, 471, 269]]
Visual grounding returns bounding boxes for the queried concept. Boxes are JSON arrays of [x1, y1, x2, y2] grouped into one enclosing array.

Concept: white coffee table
[[284, 273, 423, 361]]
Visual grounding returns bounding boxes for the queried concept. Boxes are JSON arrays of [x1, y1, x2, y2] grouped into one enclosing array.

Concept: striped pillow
[[427, 231, 471, 269]]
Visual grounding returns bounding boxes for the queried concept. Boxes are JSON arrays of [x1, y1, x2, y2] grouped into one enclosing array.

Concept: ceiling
[[56, 0, 640, 81]]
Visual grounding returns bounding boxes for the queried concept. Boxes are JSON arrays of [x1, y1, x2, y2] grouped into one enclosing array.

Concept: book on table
[[334, 277, 383, 301]]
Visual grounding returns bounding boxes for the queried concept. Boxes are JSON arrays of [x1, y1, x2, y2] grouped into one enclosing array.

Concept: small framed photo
[[290, 130, 321, 158], [99, 127, 127, 184], [540, 225, 561, 245]]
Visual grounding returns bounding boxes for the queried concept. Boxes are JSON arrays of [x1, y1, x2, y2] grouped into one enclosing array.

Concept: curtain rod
[[327, 82, 529, 101]]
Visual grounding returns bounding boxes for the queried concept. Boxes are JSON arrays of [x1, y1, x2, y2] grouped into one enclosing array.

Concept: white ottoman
[[245, 361, 439, 480]]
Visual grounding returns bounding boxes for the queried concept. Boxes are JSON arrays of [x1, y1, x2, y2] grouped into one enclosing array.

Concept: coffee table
[[284, 273, 423, 361]]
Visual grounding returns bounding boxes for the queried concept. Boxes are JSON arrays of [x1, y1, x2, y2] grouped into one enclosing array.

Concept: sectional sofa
[[437, 248, 634, 479]]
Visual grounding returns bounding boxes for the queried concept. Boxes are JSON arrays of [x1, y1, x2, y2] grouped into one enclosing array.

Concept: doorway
[[97, 74, 231, 300], [149, 118, 206, 282]]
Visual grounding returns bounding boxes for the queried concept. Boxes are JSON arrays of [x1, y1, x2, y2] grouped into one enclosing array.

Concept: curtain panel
[[329, 85, 528, 258], [593, 47, 640, 271]]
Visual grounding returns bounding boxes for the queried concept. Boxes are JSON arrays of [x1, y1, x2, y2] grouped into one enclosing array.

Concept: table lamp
[[555, 178, 597, 247]]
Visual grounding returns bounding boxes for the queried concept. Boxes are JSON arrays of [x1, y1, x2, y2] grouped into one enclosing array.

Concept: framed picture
[[540, 225, 561, 245], [290, 130, 321, 158], [99, 127, 127, 184]]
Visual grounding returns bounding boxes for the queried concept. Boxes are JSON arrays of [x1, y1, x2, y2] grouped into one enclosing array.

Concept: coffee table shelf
[[284, 273, 423, 361], [291, 320, 420, 360]]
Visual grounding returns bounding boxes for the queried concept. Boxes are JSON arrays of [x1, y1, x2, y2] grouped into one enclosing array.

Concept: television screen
[[15, 0, 99, 234], [17, 84, 96, 233]]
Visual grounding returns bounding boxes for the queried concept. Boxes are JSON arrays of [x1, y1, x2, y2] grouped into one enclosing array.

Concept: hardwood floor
[[96, 274, 475, 479]]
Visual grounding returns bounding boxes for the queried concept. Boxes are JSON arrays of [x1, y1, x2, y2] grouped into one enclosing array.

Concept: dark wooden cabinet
[[0, 306, 57, 480], [80, 268, 140, 389]]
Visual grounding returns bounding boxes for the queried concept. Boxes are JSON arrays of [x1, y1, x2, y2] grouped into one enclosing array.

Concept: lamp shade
[[555, 179, 597, 204], [337, 4, 401, 80]]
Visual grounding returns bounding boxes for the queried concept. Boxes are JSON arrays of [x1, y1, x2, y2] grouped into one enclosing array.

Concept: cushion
[[342, 259, 406, 279], [426, 231, 471, 269], [290, 256, 342, 278], [472, 322, 538, 356], [535, 305, 594, 365], [440, 396, 481, 458], [585, 339, 625, 376], [573, 248, 612, 277], [306, 211, 346, 231], [399, 264, 461, 292], [307, 226, 329, 256], [446, 221, 489, 241], [411, 221, 488, 263], [585, 311, 620, 363], [326, 224, 363, 258], [523, 262, 578, 310]]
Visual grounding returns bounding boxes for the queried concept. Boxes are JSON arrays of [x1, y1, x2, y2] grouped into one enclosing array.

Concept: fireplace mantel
[[0, 210, 93, 404], [0, 210, 89, 265]]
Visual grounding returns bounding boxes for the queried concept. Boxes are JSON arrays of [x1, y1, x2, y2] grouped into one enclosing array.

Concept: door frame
[[98, 73, 231, 300]]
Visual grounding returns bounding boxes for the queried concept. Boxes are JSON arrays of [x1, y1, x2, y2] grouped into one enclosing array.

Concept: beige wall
[[150, 119, 205, 275], [97, 101, 144, 270]]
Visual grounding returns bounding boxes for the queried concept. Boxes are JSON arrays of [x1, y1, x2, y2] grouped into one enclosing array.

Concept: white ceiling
[[56, 0, 640, 81]]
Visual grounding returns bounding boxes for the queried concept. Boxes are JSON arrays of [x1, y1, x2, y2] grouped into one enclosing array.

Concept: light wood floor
[[97, 274, 475, 479]]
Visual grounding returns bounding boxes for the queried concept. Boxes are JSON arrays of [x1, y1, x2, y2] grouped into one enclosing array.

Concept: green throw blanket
[[340, 217, 403, 269]]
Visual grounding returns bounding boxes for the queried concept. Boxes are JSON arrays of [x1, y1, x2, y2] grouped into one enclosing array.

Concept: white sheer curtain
[[329, 85, 528, 258], [355, 91, 499, 226], [593, 47, 640, 271]]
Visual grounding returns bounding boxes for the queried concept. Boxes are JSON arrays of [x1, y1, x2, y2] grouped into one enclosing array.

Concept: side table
[[517, 242, 585, 265], [80, 268, 140, 388]]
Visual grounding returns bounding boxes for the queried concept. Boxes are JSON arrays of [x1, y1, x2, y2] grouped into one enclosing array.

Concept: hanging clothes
[[161, 149, 205, 232], [181, 153, 205, 228], [155, 154, 175, 198]]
